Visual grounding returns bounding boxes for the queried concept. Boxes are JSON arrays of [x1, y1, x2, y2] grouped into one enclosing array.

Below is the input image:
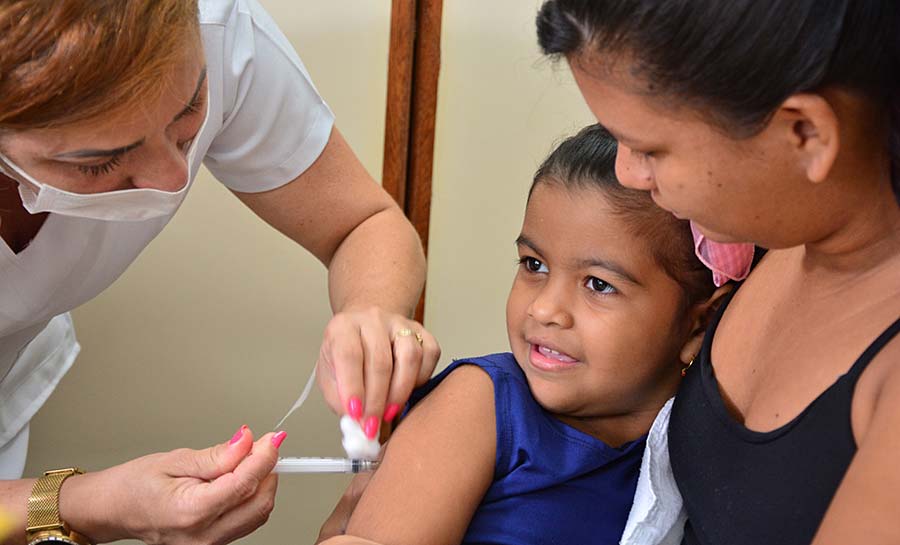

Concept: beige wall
[[24, 1, 590, 544], [426, 1, 593, 366]]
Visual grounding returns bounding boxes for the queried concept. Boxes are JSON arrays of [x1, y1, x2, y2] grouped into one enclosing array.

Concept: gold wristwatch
[[25, 468, 91, 545]]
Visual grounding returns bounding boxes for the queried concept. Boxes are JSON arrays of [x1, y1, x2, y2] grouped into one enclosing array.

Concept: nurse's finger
[[321, 315, 366, 418], [384, 325, 440, 423], [316, 360, 344, 419], [202, 472, 279, 544], [167, 424, 253, 481], [361, 323, 394, 438], [199, 431, 283, 512], [382, 331, 423, 423], [416, 328, 441, 387]]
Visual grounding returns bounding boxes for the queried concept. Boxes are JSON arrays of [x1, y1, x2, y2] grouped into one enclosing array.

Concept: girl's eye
[[632, 149, 655, 160], [518, 256, 548, 273], [586, 276, 616, 295], [75, 155, 122, 177]]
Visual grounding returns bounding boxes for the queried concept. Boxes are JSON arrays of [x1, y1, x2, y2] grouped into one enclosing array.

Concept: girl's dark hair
[[531, 124, 714, 305], [536, 0, 900, 200]]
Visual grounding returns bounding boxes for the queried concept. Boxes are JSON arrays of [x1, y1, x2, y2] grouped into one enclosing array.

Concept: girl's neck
[[554, 398, 671, 448]]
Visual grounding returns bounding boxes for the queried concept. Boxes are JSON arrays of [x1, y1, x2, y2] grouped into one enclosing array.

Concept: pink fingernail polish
[[229, 425, 247, 445], [348, 397, 363, 420], [272, 431, 288, 448], [383, 403, 401, 423], [363, 416, 379, 440]]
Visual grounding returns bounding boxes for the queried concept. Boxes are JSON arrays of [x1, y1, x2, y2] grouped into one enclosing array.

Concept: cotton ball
[[340, 415, 381, 461]]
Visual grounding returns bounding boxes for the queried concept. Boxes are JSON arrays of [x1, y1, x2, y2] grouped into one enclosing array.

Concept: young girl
[[338, 124, 727, 545], [537, 2, 900, 544]]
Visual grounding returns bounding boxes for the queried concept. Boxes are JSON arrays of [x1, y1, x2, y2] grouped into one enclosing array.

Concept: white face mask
[[0, 103, 209, 222]]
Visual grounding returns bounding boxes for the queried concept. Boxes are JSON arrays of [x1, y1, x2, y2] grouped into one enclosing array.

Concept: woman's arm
[[0, 428, 280, 545], [813, 339, 900, 544], [344, 365, 497, 545], [232, 127, 423, 316], [233, 127, 440, 426]]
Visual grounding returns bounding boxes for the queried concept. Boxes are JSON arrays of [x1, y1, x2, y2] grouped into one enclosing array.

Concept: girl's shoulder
[[406, 352, 525, 415]]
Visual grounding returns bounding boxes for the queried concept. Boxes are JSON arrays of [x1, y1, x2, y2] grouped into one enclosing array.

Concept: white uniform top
[[0, 0, 334, 477]]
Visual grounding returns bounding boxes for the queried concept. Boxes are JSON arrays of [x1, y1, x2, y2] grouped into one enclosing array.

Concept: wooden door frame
[[382, 0, 443, 323]]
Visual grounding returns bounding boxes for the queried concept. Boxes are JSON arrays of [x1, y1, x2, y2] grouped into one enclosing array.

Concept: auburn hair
[[0, 0, 200, 131]]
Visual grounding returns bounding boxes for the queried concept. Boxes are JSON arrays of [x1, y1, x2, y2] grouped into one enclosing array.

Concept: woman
[[321, 1, 900, 544], [535, 1, 899, 544], [0, 1, 439, 543]]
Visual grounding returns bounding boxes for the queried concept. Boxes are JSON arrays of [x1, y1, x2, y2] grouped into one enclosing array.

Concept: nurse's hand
[[316, 306, 440, 437], [63, 426, 283, 545]]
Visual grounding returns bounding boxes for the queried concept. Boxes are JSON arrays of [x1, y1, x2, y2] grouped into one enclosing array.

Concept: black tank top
[[669, 286, 900, 545]]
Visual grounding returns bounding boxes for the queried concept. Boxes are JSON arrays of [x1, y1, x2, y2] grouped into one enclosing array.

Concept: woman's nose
[[130, 138, 190, 191], [528, 281, 574, 329], [615, 145, 655, 191]]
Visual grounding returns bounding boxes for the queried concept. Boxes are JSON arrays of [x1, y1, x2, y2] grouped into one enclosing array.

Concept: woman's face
[[0, 50, 208, 194], [506, 182, 691, 444], [569, 57, 810, 248]]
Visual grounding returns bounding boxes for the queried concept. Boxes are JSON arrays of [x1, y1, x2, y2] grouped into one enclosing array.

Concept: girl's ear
[[777, 93, 841, 184], [679, 284, 734, 365]]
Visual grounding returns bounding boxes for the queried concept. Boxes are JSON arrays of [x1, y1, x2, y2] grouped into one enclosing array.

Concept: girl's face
[[0, 49, 207, 194], [568, 58, 815, 249], [506, 182, 693, 445]]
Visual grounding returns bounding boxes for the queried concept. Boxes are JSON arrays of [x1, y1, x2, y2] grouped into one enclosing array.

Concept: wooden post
[[382, 0, 443, 324], [382, 0, 417, 209]]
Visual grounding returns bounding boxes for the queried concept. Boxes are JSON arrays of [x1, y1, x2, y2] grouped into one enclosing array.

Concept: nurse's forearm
[[0, 473, 114, 544], [0, 478, 34, 544], [0, 472, 123, 545], [327, 206, 425, 317]]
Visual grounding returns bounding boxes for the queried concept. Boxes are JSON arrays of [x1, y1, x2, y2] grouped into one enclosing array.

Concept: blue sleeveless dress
[[406, 352, 645, 545]]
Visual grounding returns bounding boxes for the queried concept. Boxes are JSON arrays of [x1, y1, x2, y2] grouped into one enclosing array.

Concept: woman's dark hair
[[536, 0, 900, 200], [531, 124, 715, 306]]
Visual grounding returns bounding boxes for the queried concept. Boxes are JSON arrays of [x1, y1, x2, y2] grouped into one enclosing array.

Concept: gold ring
[[395, 328, 424, 346]]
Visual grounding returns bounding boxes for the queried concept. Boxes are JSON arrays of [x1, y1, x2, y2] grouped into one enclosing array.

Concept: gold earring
[[681, 356, 696, 377]]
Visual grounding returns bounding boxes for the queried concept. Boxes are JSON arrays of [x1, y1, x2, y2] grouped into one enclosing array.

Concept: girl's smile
[[529, 342, 581, 372]]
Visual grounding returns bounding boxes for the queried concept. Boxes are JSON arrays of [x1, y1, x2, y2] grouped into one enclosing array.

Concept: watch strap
[[26, 468, 83, 533]]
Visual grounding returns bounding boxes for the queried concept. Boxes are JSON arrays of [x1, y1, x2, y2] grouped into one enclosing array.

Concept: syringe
[[273, 457, 379, 474]]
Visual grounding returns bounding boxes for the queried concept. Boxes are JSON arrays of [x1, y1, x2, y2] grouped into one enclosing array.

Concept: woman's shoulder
[[198, 0, 287, 34], [853, 316, 900, 438], [197, 0, 238, 26], [197, 0, 259, 27], [195, 0, 334, 193]]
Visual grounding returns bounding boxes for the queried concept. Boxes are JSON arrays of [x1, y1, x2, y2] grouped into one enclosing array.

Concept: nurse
[[0, 1, 438, 544]]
